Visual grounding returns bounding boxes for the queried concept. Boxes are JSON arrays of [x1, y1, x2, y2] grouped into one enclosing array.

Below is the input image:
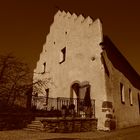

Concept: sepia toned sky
[[0, 0, 140, 74]]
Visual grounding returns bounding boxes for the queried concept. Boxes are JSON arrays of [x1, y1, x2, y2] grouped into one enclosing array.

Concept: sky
[[0, 0, 140, 74]]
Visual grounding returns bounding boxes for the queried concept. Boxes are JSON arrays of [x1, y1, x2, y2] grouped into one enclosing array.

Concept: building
[[33, 10, 140, 131]]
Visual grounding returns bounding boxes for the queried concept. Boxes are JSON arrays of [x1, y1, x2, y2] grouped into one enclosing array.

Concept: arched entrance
[[71, 82, 80, 98], [70, 82, 80, 114], [70, 81, 92, 117]]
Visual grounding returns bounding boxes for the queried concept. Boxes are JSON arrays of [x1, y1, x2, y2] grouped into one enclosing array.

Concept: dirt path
[[0, 126, 140, 140]]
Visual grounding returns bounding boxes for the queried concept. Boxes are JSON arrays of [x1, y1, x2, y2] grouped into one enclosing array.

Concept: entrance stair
[[23, 118, 45, 131]]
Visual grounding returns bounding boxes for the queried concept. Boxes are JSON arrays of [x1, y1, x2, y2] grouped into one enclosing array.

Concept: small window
[[42, 62, 46, 74], [59, 47, 66, 64], [129, 88, 133, 106], [45, 89, 49, 105], [138, 93, 140, 114], [120, 83, 125, 104]]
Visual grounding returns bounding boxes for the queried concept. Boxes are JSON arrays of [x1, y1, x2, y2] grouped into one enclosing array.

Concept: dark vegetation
[[0, 54, 32, 111], [0, 54, 57, 130], [0, 54, 34, 130]]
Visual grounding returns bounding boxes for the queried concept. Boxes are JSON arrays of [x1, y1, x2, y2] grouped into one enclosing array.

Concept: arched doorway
[[70, 82, 80, 114], [71, 82, 80, 98], [70, 81, 92, 117]]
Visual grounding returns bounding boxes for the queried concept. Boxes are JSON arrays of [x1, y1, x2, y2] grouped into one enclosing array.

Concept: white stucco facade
[[33, 10, 140, 131]]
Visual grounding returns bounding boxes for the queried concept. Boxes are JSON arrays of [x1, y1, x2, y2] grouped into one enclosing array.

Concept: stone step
[[23, 127, 45, 132], [30, 121, 42, 124], [31, 121, 43, 125], [26, 124, 43, 129], [35, 117, 58, 121], [24, 120, 45, 132]]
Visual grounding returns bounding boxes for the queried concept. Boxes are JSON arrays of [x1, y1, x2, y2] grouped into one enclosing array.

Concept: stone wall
[[41, 118, 97, 133]]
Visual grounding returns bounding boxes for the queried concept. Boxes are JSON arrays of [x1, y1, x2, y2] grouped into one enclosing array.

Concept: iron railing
[[32, 96, 95, 118]]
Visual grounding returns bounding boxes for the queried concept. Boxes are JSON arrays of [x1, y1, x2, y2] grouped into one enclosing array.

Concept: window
[[138, 93, 140, 114], [59, 47, 66, 64], [45, 89, 49, 105], [129, 88, 133, 106], [42, 62, 46, 74], [120, 83, 125, 104]]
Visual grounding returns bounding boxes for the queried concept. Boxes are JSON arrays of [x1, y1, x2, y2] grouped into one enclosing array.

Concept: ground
[[0, 125, 140, 140]]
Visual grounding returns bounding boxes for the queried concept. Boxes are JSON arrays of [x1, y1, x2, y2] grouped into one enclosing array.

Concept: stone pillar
[[102, 101, 116, 131]]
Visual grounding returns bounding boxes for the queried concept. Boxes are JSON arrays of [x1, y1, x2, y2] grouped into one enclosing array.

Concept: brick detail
[[106, 114, 113, 119], [105, 119, 116, 130], [102, 101, 113, 109], [102, 101, 116, 130]]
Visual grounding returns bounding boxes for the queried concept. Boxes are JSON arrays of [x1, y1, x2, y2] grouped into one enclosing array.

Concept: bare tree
[[0, 54, 32, 109], [0, 54, 53, 111]]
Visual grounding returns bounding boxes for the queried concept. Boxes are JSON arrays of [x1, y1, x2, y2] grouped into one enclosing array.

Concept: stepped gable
[[71, 13, 78, 20], [65, 12, 71, 18], [43, 10, 103, 60], [75, 14, 85, 23], [83, 16, 93, 25], [53, 10, 100, 27]]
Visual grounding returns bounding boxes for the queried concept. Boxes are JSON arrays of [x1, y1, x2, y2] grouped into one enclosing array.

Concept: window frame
[[129, 88, 133, 106], [42, 62, 46, 74], [59, 47, 66, 64], [138, 93, 140, 114], [45, 88, 49, 105], [120, 83, 125, 104]]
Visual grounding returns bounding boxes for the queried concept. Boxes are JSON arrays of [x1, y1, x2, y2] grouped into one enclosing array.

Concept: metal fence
[[32, 96, 95, 118]]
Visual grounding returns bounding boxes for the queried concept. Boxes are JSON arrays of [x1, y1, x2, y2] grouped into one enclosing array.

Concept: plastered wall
[[33, 10, 140, 130], [33, 11, 109, 130], [103, 51, 140, 129]]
